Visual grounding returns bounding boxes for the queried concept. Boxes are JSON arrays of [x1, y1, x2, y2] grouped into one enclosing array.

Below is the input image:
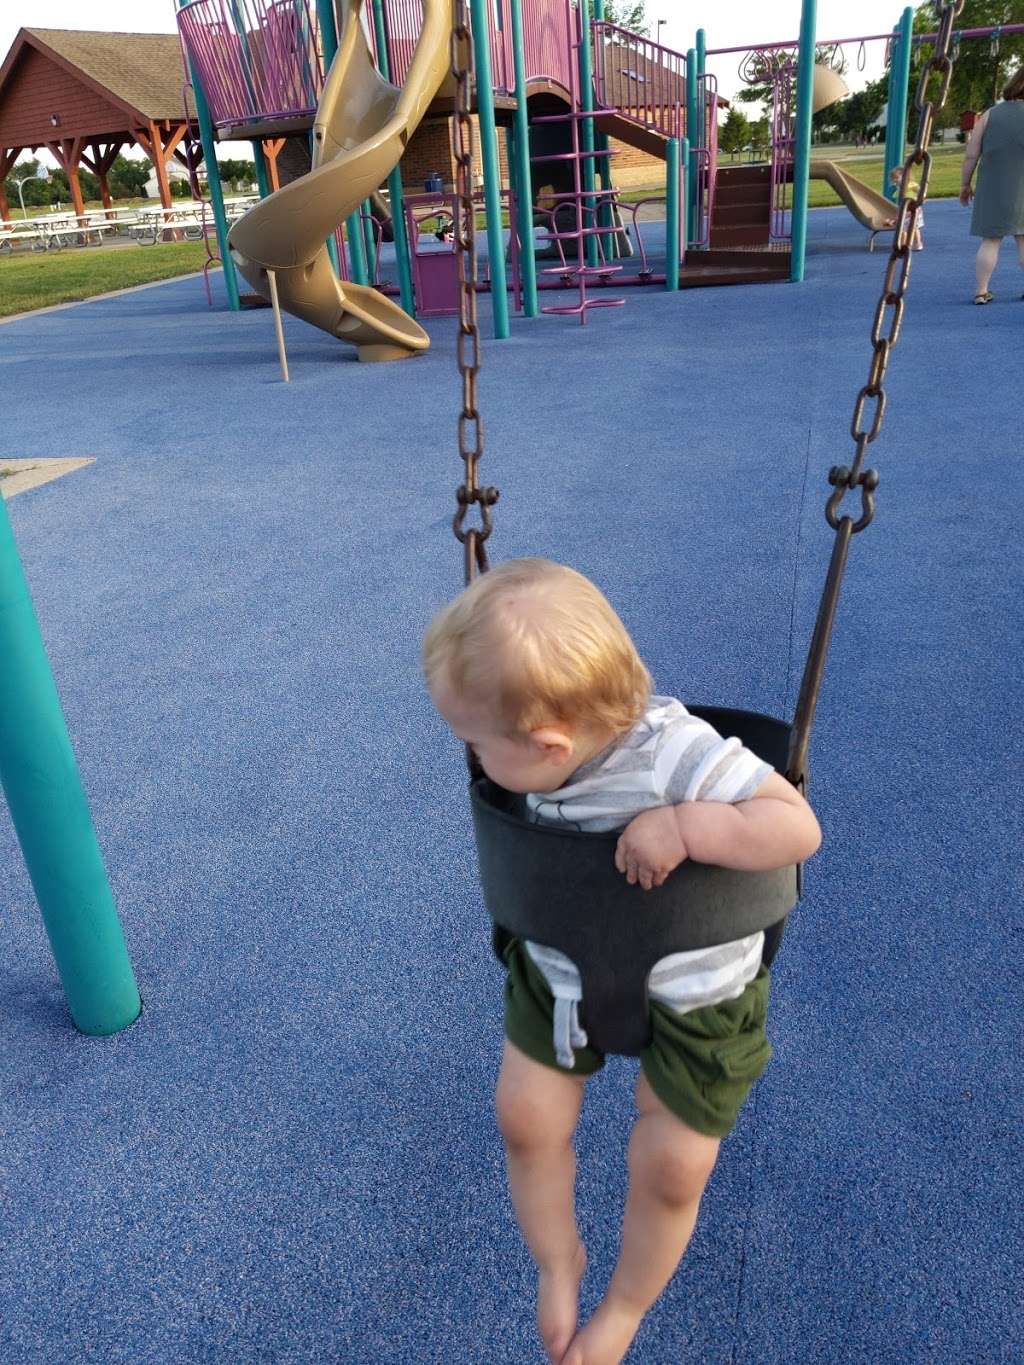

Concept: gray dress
[[971, 100, 1024, 238]]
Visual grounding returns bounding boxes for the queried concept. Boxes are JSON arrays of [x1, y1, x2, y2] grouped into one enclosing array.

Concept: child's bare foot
[[537, 1241, 587, 1363], [561, 1293, 644, 1365]]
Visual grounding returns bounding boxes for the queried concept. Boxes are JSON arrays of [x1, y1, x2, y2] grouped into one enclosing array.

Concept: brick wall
[[400, 115, 511, 193]]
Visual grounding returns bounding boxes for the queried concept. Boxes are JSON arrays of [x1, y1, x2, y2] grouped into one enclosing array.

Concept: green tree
[[108, 155, 150, 199], [217, 158, 257, 191], [603, 2, 647, 36], [910, 0, 1024, 131], [719, 107, 752, 153]]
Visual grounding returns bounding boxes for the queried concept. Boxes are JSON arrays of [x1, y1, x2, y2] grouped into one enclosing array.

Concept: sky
[[1, 1, 905, 165]]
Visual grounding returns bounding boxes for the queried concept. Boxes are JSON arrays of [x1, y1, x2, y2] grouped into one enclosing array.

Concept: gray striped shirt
[[524, 697, 772, 1066]]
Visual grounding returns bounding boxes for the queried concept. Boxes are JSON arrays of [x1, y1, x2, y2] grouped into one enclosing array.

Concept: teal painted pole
[[665, 137, 681, 290], [178, 0, 240, 309], [509, 0, 538, 314], [368, 0, 414, 312], [362, 201, 378, 279], [685, 50, 698, 245], [789, 0, 817, 282], [885, 8, 914, 202], [696, 28, 706, 157], [0, 496, 141, 1035], [316, 0, 367, 283], [591, 0, 615, 260], [883, 25, 899, 193], [251, 141, 271, 198], [470, 0, 510, 339], [577, 0, 599, 267]]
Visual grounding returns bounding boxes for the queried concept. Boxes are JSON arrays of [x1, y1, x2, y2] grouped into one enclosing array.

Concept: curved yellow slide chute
[[808, 160, 899, 233], [228, 0, 451, 362]]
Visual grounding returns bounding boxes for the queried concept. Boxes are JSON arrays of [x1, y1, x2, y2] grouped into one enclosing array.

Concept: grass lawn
[[0, 241, 211, 318]]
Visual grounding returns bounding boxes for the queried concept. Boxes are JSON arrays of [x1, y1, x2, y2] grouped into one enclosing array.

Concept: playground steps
[[594, 111, 669, 161], [710, 164, 772, 248], [681, 247, 790, 288]]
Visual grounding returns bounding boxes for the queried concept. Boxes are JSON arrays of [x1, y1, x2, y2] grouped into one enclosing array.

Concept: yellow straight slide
[[228, 0, 450, 362], [809, 159, 897, 233]]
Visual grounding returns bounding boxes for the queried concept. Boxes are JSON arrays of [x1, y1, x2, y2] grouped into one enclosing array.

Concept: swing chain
[[451, 0, 499, 586], [827, 0, 964, 533]]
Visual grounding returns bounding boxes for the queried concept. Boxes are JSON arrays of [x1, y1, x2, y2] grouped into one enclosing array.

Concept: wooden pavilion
[[0, 28, 200, 221]]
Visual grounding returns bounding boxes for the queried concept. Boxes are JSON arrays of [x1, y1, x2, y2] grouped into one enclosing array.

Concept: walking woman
[[960, 67, 1024, 304]]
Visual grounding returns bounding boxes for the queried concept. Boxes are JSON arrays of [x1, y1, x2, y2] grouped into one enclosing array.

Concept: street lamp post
[[12, 164, 49, 218], [656, 19, 666, 44]]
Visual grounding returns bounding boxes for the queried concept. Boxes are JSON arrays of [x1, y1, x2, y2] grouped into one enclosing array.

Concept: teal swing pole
[[370, 0, 416, 314], [789, 0, 817, 282], [315, 0, 367, 283], [469, 0, 511, 339], [884, 7, 915, 201], [0, 496, 141, 1036]]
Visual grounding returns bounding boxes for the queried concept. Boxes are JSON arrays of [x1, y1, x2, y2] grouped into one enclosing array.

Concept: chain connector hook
[[826, 465, 880, 533]]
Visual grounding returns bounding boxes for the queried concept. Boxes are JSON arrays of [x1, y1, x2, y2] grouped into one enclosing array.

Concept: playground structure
[[171, 0, 1024, 355]]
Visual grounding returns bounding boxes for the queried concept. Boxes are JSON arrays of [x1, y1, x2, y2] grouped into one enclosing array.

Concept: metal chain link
[[787, 0, 964, 792], [451, 0, 498, 587], [826, 0, 964, 535]]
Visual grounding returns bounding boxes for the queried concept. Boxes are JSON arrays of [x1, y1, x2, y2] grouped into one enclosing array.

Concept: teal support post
[[177, 0, 239, 308], [665, 137, 681, 290], [387, 168, 416, 315], [577, 0, 599, 267], [883, 25, 899, 192], [685, 50, 698, 245], [695, 28, 706, 156], [509, 0, 539, 314], [369, 0, 414, 312], [0, 497, 141, 1036], [362, 201, 378, 279], [316, 0, 367, 282], [591, 0, 615, 260], [789, 0, 817, 282], [251, 141, 272, 198], [885, 8, 914, 201], [469, 0, 510, 338]]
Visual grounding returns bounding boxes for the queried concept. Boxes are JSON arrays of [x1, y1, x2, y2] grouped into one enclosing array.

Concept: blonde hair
[[422, 558, 651, 735]]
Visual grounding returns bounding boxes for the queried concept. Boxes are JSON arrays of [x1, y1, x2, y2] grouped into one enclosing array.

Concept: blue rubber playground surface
[[1, 201, 1021, 1363]]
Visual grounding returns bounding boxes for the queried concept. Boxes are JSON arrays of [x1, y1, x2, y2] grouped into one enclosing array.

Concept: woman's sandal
[[974, 292, 994, 304]]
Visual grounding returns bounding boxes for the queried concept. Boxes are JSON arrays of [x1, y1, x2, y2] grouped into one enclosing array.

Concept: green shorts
[[503, 938, 772, 1138]]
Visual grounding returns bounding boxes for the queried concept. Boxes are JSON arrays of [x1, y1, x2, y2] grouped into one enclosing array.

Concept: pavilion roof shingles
[[23, 29, 189, 121]]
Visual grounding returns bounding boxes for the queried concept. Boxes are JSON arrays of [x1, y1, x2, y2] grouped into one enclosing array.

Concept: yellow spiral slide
[[228, 0, 450, 362]]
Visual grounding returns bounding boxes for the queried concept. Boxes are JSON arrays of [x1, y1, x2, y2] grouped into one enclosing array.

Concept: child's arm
[[615, 772, 822, 891]]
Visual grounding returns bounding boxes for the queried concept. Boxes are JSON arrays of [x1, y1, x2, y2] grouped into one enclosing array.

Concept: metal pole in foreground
[[0, 495, 141, 1035], [469, 0, 510, 339], [267, 269, 290, 380], [789, 0, 817, 282], [369, 0, 416, 315]]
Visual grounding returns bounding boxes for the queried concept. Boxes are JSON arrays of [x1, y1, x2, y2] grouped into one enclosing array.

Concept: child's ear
[[529, 726, 574, 763]]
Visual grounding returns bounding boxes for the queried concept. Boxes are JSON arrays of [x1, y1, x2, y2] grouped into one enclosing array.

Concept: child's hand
[[615, 807, 688, 891]]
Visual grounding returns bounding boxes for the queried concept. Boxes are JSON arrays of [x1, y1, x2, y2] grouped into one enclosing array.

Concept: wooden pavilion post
[[173, 138, 205, 198], [134, 120, 188, 237], [0, 147, 24, 220], [45, 137, 87, 219], [261, 137, 286, 192]]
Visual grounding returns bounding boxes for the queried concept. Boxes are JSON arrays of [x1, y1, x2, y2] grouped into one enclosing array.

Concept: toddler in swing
[[423, 558, 821, 1365]]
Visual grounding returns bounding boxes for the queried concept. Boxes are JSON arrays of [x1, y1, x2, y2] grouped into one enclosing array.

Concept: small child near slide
[[423, 558, 822, 1365], [886, 167, 925, 248]]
